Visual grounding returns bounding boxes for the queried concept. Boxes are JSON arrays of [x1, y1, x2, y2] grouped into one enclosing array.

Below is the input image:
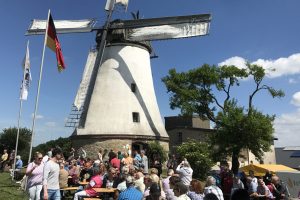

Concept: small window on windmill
[[132, 112, 140, 122], [131, 83, 136, 93]]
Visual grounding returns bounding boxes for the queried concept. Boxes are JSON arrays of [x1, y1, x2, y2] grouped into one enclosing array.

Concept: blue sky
[[0, 0, 300, 147]]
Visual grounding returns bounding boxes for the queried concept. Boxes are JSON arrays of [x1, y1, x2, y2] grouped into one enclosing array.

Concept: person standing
[[42, 148, 63, 200], [0, 149, 8, 171], [176, 159, 193, 187], [141, 150, 149, 174], [9, 150, 15, 167], [98, 149, 103, 163], [26, 152, 44, 200]]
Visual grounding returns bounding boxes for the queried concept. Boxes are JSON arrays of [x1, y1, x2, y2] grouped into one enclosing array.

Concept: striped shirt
[[204, 185, 224, 200]]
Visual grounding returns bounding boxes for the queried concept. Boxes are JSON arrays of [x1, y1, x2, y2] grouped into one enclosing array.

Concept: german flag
[[46, 13, 66, 72]]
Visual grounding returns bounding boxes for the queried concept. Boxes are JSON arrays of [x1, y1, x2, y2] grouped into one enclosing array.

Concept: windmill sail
[[65, 49, 97, 128], [26, 19, 97, 35], [74, 49, 97, 110], [110, 14, 211, 41]]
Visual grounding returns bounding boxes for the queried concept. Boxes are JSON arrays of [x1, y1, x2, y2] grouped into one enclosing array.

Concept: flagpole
[[12, 40, 30, 181], [27, 10, 51, 164]]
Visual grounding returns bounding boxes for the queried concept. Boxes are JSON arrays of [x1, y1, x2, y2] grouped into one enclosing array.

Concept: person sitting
[[252, 177, 273, 199], [146, 182, 164, 200], [73, 164, 104, 200], [204, 176, 224, 200], [0, 149, 8, 171], [134, 171, 146, 193], [188, 179, 204, 200], [144, 174, 166, 199], [162, 169, 174, 195], [102, 167, 120, 188], [167, 175, 182, 200], [59, 162, 69, 198], [118, 175, 143, 200], [173, 181, 191, 200], [231, 175, 244, 196], [246, 176, 258, 198], [270, 175, 289, 200], [79, 159, 94, 182]]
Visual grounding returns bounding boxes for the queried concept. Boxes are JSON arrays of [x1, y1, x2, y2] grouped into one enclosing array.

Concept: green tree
[[33, 137, 72, 161], [0, 127, 31, 163], [176, 139, 214, 180], [147, 141, 167, 167], [162, 63, 284, 174]]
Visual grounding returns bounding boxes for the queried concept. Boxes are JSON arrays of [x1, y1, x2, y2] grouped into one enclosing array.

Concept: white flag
[[105, 0, 129, 11], [20, 41, 31, 100], [115, 0, 129, 7]]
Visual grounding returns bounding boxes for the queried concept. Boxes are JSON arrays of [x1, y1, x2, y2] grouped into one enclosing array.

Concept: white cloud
[[31, 113, 44, 119], [219, 53, 300, 78], [274, 109, 300, 147], [45, 121, 56, 127], [288, 78, 297, 84], [291, 92, 300, 107], [218, 56, 247, 69]]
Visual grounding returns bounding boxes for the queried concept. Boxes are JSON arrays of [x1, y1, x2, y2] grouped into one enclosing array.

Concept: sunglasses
[[37, 157, 43, 160]]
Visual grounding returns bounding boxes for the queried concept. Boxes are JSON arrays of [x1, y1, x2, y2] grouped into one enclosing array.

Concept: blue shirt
[[16, 159, 23, 169], [118, 186, 143, 200]]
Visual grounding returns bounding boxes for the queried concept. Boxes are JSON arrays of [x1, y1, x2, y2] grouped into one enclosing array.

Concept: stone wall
[[71, 135, 169, 159]]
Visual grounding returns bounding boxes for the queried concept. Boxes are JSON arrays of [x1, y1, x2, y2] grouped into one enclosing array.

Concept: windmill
[[26, 1, 211, 156]]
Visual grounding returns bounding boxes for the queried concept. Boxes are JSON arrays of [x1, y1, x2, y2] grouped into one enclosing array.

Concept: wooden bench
[[60, 186, 79, 199], [61, 186, 79, 191]]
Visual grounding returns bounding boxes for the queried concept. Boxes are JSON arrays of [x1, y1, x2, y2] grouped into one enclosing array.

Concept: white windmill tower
[[26, 0, 211, 156]]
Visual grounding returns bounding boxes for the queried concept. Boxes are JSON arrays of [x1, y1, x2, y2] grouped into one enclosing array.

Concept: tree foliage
[[0, 127, 31, 163], [162, 63, 284, 174], [176, 139, 214, 180], [33, 137, 72, 161], [147, 141, 167, 166]]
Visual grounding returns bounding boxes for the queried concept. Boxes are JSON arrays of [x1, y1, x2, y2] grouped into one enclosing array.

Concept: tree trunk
[[231, 151, 240, 175]]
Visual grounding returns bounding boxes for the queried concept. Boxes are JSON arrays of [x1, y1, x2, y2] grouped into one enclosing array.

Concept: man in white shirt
[[41, 148, 63, 200], [176, 159, 193, 187]]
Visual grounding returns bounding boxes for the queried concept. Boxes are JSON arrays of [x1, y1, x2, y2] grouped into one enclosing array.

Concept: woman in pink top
[[73, 164, 106, 200], [26, 152, 44, 200]]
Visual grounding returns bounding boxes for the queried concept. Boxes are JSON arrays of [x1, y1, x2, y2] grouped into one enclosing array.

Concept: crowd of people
[[0, 148, 293, 200]]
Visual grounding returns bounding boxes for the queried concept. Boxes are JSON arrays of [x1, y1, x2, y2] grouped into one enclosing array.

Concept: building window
[[132, 112, 140, 122], [177, 132, 182, 144], [131, 83, 136, 92]]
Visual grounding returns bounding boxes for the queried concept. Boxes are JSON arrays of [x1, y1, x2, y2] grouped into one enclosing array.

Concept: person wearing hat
[[118, 175, 143, 200]]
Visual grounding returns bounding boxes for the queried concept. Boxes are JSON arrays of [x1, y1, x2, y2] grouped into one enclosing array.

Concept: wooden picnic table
[[93, 188, 117, 193], [61, 186, 79, 191], [79, 181, 89, 185]]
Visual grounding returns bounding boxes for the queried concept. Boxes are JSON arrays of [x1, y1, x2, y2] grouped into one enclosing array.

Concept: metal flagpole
[[12, 40, 28, 180], [27, 10, 51, 164]]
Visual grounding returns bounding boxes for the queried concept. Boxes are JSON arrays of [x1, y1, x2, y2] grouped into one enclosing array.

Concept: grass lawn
[[0, 172, 28, 200]]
